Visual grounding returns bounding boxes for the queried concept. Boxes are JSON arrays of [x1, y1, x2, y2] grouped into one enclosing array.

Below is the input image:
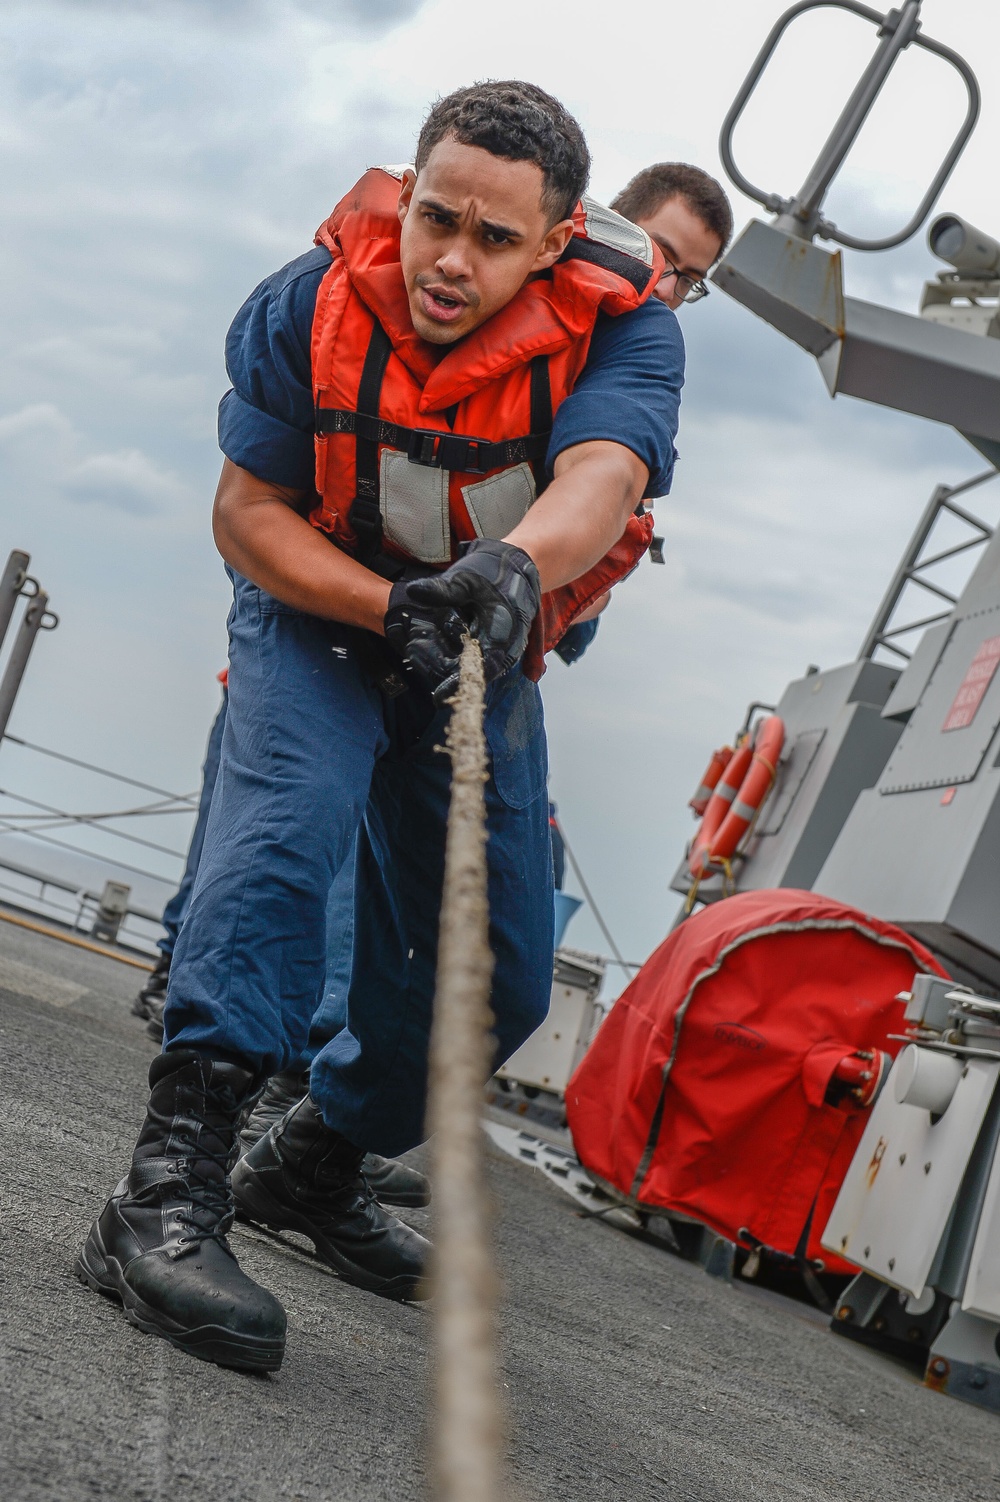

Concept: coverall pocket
[[255, 591, 305, 617], [484, 669, 548, 810], [230, 570, 303, 618]]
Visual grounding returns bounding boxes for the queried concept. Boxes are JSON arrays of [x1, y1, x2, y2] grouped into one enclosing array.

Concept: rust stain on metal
[[828, 250, 846, 337], [865, 1136, 888, 1189]]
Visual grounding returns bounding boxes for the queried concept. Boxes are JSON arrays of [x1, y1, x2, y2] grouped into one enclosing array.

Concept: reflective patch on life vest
[[582, 196, 654, 267], [461, 463, 537, 540], [379, 449, 451, 563]]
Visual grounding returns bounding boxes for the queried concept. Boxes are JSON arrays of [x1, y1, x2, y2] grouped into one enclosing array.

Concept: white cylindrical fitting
[[892, 1044, 964, 1115]]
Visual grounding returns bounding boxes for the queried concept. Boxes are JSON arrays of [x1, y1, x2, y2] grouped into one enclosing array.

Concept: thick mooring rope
[[427, 638, 502, 1502]]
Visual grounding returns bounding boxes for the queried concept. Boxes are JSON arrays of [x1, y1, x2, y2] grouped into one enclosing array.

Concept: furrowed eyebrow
[[480, 217, 522, 241], [418, 196, 459, 219], [417, 197, 521, 241]]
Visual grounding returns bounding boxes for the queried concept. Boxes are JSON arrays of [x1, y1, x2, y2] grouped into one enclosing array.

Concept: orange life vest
[[309, 167, 663, 679]]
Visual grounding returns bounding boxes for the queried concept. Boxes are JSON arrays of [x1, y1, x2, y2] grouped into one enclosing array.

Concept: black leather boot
[[232, 1097, 430, 1300], [145, 994, 166, 1044], [240, 1071, 431, 1209], [131, 952, 170, 1022], [76, 1051, 286, 1372], [362, 1153, 431, 1209], [239, 1069, 310, 1152]]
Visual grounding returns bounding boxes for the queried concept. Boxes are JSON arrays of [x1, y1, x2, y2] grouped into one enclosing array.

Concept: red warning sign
[[942, 634, 1000, 732]]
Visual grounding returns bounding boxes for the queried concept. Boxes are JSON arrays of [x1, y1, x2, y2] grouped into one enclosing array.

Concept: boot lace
[[170, 1079, 243, 1251]]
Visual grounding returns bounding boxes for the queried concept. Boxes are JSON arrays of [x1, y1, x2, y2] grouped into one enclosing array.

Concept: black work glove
[[383, 539, 541, 703], [383, 579, 465, 691]]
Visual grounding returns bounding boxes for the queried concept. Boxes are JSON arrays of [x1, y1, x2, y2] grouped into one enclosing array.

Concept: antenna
[[719, 0, 980, 251], [709, 3, 995, 450]]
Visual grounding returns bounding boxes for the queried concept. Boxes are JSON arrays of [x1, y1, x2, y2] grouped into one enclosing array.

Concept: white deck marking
[[0, 953, 89, 1007]]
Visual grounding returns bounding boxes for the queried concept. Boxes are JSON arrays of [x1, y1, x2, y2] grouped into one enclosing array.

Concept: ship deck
[[2, 911, 998, 1502]]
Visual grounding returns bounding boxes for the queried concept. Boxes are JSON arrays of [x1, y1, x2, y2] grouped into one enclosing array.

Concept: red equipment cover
[[565, 889, 948, 1272]]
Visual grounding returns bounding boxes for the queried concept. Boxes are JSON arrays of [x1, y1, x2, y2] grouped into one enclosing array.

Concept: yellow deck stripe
[[0, 909, 155, 971]]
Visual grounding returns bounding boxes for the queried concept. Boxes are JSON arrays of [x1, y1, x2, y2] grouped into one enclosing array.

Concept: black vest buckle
[[406, 429, 444, 467]]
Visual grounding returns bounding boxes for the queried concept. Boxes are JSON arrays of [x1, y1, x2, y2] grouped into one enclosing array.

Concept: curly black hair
[[415, 80, 590, 226]]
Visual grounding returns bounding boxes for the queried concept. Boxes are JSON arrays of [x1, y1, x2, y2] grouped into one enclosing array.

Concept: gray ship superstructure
[[664, 0, 1000, 1411]]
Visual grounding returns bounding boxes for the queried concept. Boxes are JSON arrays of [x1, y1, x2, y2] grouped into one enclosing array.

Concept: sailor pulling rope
[[428, 637, 503, 1502], [73, 80, 681, 1413]]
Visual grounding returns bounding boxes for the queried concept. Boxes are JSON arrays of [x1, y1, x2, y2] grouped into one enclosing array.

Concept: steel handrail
[[0, 817, 177, 887], [2, 732, 198, 804], [0, 850, 164, 924]]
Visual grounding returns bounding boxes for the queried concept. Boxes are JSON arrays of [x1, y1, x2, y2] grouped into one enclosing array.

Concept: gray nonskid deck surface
[[2, 916, 999, 1502]]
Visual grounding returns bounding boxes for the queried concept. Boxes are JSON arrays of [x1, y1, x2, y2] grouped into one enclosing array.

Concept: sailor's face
[[636, 195, 722, 310], [398, 139, 575, 345]]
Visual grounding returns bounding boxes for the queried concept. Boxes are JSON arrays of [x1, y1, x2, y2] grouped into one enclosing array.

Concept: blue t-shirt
[[218, 246, 684, 498]]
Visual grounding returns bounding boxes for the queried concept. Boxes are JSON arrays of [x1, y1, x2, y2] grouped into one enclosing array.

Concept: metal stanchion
[[0, 591, 59, 741], [0, 551, 35, 652]]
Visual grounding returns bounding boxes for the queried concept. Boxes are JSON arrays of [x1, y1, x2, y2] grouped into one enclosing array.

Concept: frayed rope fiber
[[427, 638, 504, 1502]]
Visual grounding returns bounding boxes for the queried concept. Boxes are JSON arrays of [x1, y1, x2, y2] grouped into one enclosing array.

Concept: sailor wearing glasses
[[613, 162, 732, 309]]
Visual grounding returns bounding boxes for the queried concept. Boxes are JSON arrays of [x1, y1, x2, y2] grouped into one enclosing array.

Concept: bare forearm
[[212, 459, 390, 632], [504, 440, 648, 592]]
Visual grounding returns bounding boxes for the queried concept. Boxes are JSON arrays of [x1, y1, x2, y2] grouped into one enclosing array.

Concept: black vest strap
[[348, 320, 393, 565], [529, 355, 552, 496], [316, 320, 554, 565], [318, 408, 552, 473]]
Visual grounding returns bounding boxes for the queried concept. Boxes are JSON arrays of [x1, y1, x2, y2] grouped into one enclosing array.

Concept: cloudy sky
[[1, 0, 999, 979]]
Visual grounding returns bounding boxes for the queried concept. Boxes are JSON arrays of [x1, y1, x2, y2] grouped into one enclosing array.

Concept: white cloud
[[0, 401, 189, 516], [64, 448, 190, 515], [0, 403, 73, 446]]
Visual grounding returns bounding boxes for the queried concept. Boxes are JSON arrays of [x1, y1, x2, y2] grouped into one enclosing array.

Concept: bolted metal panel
[[821, 1055, 1000, 1296], [817, 783, 987, 921], [880, 607, 1000, 792], [881, 622, 953, 720], [758, 729, 825, 836], [779, 706, 902, 889], [809, 521, 1000, 983], [815, 773, 1000, 990]]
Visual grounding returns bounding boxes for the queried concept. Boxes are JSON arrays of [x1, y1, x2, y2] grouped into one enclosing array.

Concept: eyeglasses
[[658, 260, 709, 304]]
